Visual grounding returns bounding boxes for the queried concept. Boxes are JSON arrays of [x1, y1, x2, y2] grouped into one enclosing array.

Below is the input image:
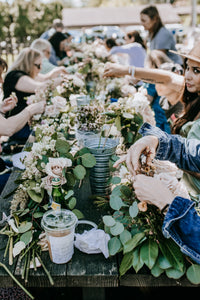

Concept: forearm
[[139, 123, 200, 173], [0, 108, 31, 136]]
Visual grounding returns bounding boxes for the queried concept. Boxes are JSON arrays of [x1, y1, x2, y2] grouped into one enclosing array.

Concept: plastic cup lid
[[41, 209, 77, 231]]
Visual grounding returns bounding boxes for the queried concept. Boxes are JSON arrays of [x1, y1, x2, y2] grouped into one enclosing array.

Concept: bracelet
[[131, 66, 135, 77], [161, 204, 169, 214]]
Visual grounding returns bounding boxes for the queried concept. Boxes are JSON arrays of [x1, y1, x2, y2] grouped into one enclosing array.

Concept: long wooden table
[[0, 165, 198, 300]]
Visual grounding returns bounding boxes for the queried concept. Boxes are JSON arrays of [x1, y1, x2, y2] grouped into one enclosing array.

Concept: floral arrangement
[[104, 88, 155, 152], [0, 121, 96, 296], [56, 74, 87, 99], [98, 154, 200, 285]]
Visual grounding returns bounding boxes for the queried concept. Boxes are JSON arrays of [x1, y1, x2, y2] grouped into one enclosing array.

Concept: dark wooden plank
[[120, 274, 200, 287]]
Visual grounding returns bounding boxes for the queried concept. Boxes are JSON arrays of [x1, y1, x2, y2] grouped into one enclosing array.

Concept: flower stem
[[0, 261, 34, 299], [36, 252, 54, 286]]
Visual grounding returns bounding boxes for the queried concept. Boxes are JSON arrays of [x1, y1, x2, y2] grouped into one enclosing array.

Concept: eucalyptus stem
[[102, 125, 112, 149], [36, 252, 54, 286], [22, 253, 28, 280], [20, 240, 36, 260], [0, 261, 34, 300]]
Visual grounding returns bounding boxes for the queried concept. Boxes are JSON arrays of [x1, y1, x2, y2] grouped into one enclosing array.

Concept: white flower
[[45, 157, 72, 178], [51, 96, 67, 109]]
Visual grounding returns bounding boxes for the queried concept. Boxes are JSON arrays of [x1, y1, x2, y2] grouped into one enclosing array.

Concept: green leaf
[[55, 138, 71, 154], [109, 195, 124, 210], [33, 212, 44, 218], [110, 176, 121, 184], [115, 115, 121, 131], [110, 222, 124, 236], [140, 240, 158, 270], [27, 181, 44, 203], [151, 259, 164, 277], [132, 247, 144, 273], [186, 264, 200, 285], [81, 153, 96, 168], [68, 197, 76, 210], [103, 215, 116, 227], [129, 201, 139, 218], [158, 254, 172, 270], [120, 185, 132, 198], [119, 251, 134, 277], [165, 267, 185, 279], [18, 222, 32, 233], [120, 230, 132, 245], [73, 165, 86, 180], [20, 230, 32, 245], [159, 239, 185, 272], [108, 237, 121, 256], [123, 232, 145, 254], [64, 190, 74, 200], [72, 209, 84, 219]]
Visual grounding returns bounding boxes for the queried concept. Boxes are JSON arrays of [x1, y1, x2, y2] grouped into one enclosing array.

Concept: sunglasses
[[34, 63, 42, 70]]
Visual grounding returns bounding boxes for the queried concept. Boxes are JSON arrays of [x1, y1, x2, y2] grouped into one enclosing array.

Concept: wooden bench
[[0, 166, 198, 300]]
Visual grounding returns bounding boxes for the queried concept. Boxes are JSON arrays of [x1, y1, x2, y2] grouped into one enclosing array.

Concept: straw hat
[[170, 41, 200, 64]]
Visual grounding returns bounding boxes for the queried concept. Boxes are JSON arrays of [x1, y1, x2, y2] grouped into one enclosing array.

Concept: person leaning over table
[[0, 94, 45, 193], [113, 122, 200, 264], [2, 47, 67, 144]]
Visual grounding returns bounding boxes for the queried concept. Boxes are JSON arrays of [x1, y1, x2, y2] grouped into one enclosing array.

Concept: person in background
[[140, 5, 183, 65], [0, 94, 45, 193], [3, 47, 67, 144], [48, 32, 69, 66], [40, 18, 64, 40], [113, 122, 200, 264], [30, 38, 67, 74], [109, 30, 147, 68]]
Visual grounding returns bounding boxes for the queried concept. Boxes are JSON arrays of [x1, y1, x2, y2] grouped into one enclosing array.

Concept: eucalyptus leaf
[[108, 237, 121, 256], [110, 222, 124, 236], [72, 209, 84, 219], [20, 230, 32, 246], [27, 188, 44, 203], [140, 239, 159, 270], [33, 212, 44, 218], [129, 201, 139, 218], [119, 251, 134, 277], [81, 153, 96, 168], [73, 165, 86, 180], [64, 190, 74, 200], [110, 195, 124, 210], [68, 197, 76, 210], [55, 138, 71, 154], [115, 115, 121, 131], [103, 215, 116, 227], [18, 222, 32, 233], [158, 254, 172, 270], [120, 230, 132, 245], [186, 264, 200, 284]]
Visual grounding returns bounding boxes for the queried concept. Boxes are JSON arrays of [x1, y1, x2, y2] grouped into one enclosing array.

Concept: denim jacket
[[139, 123, 200, 264]]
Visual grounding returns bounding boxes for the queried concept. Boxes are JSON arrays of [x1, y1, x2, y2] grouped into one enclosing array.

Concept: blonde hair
[[31, 38, 51, 54], [9, 47, 42, 78]]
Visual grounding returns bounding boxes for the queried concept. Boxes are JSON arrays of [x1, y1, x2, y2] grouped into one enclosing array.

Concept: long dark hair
[[172, 58, 200, 134], [127, 30, 146, 50], [140, 6, 163, 39], [48, 32, 67, 58]]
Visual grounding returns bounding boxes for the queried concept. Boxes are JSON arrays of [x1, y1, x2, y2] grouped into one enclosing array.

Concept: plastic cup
[[41, 209, 78, 264]]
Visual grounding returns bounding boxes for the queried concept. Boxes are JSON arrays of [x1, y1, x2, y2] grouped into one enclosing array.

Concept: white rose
[[51, 96, 67, 109], [45, 157, 72, 178]]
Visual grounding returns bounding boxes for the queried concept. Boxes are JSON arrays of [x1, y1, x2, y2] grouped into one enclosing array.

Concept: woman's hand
[[133, 174, 174, 210], [103, 62, 129, 78], [26, 101, 46, 117], [0, 95, 18, 114], [113, 136, 159, 175], [50, 66, 68, 78]]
